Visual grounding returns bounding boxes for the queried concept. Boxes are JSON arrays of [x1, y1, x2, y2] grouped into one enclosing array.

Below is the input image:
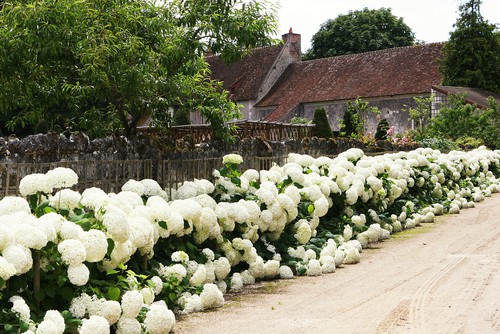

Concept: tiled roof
[[256, 43, 444, 121], [206, 45, 284, 101], [432, 85, 500, 108]]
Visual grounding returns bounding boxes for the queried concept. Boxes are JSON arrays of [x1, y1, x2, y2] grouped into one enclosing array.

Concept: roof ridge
[[205, 43, 284, 60], [301, 42, 445, 64]]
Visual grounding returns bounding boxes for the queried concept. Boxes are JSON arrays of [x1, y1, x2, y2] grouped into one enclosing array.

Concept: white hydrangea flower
[[200, 283, 224, 309], [79, 229, 108, 263], [178, 293, 203, 315], [247, 256, 265, 279], [46, 167, 78, 190], [49, 189, 82, 210], [213, 257, 231, 281], [10, 296, 31, 322], [69, 293, 92, 318], [12, 223, 48, 250], [150, 276, 164, 295], [279, 265, 294, 279], [343, 224, 353, 241], [144, 301, 176, 334], [0, 196, 30, 216], [88, 298, 121, 326], [294, 220, 312, 244], [19, 173, 52, 196], [334, 249, 347, 266], [58, 239, 86, 266], [222, 153, 243, 165], [3, 245, 32, 275], [43, 310, 65, 334], [36, 319, 59, 334], [59, 220, 84, 240], [67, 263, 90, 286], [102, 206, 130, 243], [0, 256, 16, 280], [141, 287, 155, 306], [263, 260, 280, 278], [79, 315, 110, 334], [230, 273, 244, 291], [306, 259, 322, 276], [116, 317, 141, 334], [313, 197, 329, 217], [351, 214, 366, 227], [160, 263, 187, 282], [189, 265, 207, 286], [120, 290, 143, 319], [81, 187, 109, 211], [171, 251, 189, 263], [240, 270, 255, 285], [340, 245, 361, 264], [320, 255, 336, 273], [303, 249, 317, 262], [121, 179, 145, 197], [140, 179, 164, 197]]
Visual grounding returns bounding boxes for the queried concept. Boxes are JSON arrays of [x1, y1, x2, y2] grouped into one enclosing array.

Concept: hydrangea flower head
[[222, 154, 243, 165]]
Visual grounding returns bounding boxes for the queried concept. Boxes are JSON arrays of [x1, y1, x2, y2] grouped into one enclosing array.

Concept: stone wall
[[0, 132, 414, 164]]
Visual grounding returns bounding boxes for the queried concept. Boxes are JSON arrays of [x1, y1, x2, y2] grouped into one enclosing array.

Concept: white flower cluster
[[18, 167, 78, 197]]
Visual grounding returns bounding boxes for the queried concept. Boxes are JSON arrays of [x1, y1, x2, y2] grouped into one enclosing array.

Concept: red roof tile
[[206, 45, 284, 101], [257, 43, 444, 121]]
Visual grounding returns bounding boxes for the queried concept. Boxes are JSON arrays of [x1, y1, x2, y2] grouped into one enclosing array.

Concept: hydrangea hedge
[[0, 147, 499, 334]]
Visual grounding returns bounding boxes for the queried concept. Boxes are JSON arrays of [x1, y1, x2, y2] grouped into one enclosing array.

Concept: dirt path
[[174, 194, 500, 334]]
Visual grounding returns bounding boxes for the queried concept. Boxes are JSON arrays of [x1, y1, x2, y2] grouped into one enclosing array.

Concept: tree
[[340, 97, 380, 138], [0, 0, 279, 139], [439, 0, 500, 93], [311, 108, 333, 138], [404, 96, 433, 141], [304, 8, 415, 60]]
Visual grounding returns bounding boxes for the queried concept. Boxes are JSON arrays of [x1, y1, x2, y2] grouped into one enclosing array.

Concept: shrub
[[311, 108, 333, 138], [375, 118, 390, 140]]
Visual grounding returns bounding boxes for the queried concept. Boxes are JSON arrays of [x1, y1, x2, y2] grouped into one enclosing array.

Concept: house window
[[431, 89, 449, 117]]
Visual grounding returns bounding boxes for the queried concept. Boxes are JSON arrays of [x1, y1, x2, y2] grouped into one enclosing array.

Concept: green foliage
[[311, 108, 333, 138], [304, 7, 415, 60], [340, 103, 359, 138], [0, 0, 279, 140], [417, 137, 460, 151], [454, 136, 484, 149], [427, 94, 500, 149], [290, 116, 312, 124], [339, 97, 380, 138], [439, 0, 500, 93], [173, 110, 191, 126], [404, 96, 433, 141], [375, 118, 389, 140]]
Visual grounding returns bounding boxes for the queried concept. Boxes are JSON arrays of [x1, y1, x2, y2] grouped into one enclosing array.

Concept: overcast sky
[[275, 0, 500, 52]]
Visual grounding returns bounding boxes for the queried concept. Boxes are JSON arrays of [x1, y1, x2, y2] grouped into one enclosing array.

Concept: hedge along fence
[[0, 147, 499, 333]]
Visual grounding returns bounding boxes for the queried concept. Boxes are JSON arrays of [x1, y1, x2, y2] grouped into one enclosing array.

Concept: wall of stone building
[[286, 95, 429, 134]]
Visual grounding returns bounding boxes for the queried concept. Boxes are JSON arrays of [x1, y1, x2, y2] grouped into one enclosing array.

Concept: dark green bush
[[312, 108, 333, 138], [375, 118, 389, 140]]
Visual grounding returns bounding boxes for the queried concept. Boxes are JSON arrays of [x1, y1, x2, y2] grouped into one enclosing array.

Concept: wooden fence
[[0, 156, 288, 200], [143, 120, 314, 143]]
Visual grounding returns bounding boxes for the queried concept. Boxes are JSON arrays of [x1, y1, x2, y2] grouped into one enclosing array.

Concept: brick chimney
[[282, 27, 301, 63]]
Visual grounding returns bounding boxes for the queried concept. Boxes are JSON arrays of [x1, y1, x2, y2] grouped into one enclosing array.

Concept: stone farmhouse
[[142, 29, 499, 134], [204, 29, 444, 133]]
